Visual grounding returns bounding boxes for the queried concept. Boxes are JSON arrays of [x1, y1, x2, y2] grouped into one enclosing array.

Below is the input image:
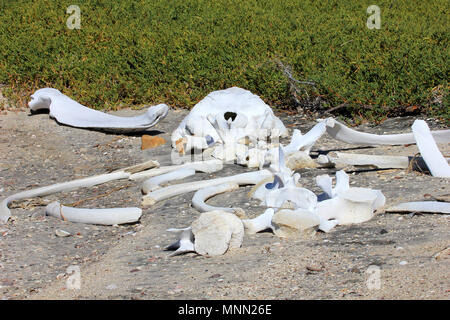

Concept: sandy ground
[[0, 106, 448, 300]]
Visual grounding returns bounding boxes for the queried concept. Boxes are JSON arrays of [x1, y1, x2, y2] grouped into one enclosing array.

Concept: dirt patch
[[0, 108, 448, 300]]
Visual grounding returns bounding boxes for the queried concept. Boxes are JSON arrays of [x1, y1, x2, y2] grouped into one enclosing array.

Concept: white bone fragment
[[142, 170, 272, 206], [283, 121, 329, 155], [317, 218, 339, 233], [412, 120, 450, 178], [45, 201, 142, 225], [326, 152, 448, 170], [272, 208, 321, 238], [0, 160, 158, 224], [191, 182, 244, 216], [242, 208, 275, 234], [129, 159, 223, 181], [320, 117, 450, 145], [191, 210, 244, 256], [29, 88, 169, 133], [141, 168, 196, 194], [385, 201, 450, 214], [264, 187, 318, 211], [316, 174, 333, 200], [285, 151, 317, 170], [317, 187, 385, 225], [171, 87, 288, 151], [327, 152, 410, 169], [165, 227, 195, 256]]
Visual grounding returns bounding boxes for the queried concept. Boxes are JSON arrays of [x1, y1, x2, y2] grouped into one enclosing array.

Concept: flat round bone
[[191, 210, 244, 256], [45, 201, 142, 225], [29, 88, 169, 133]]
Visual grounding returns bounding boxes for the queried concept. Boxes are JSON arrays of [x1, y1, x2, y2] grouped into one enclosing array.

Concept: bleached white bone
[[142, 168, 196, 194], [316, 170, 349, 200], [412, 120, 450, 178], [165, 227, 195, 256], [272, 208, 321, 238], [317, 187, 385, 225], [29, 88, 169, 133], [192, 182, 244, 215], [283, 121, 329, 155], [129, 159, 223, 181], [385, 201, 450, 214], [320, 117, 450, 145], [242, 208, 275, 234], [45, 201, 142, 225], [142, 170, 272, 206], [264, 187, 318, 211], [171, 87, 288, 151], [0, 160, 159, 224], [320, 152, 448, 170]]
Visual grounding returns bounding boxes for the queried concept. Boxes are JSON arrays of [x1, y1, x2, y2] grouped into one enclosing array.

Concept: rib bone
[[321, 117, 450, 145], [412, 120, 450, 178], [192, 182, 244, 216], [45, 201, 142, 225], [0, 160, 158, 224], [385, 201, 450, 214], [142, 168, 196, 194], [142, 170, 272, 206]]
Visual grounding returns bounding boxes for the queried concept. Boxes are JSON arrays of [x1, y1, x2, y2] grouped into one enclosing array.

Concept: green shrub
[[0, 0, 448, 121]]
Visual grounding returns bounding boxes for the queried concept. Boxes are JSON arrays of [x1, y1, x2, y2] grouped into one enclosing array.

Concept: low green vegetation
[[0, 0, 448, 121]]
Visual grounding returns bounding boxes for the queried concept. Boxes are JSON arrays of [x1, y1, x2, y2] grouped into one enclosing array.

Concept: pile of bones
[[1, 87, 449, 256]]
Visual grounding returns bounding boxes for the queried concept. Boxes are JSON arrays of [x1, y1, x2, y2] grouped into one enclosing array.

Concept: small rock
[[141, 135, 166, 150], [399, 261, 408, 265], [380, 229, 388, 234], [55, 229, 71, 237]]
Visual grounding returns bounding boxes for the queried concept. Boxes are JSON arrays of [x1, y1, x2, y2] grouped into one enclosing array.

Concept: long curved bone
[[283, 121, 329, 155], [142, 168, 196, 194], [142, 170, 272, 206], [385, 201, 450, 214], [0, 160, 159, 224], [412, 120, 450, 178], [242, 208, 275, 234], [191, 182, 244, 216], [320, 117, 450, 145], [29, 88, 169, 133], [45, 201, 142, 225], [318, 152, 443, 170], [165, 227, 195, 256], [129, 159, 223, 181]]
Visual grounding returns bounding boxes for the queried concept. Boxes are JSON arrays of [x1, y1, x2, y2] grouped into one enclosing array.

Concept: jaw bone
[[0, 160, 159, 224], [191, 182, 245, 217], [165, 227, 196, 256], [320, 117, 450, 145], [142, 170, 272, 206], [45, 201, 142, 225], [412, 120, 450, 178], [29, 88, 169, 133]]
